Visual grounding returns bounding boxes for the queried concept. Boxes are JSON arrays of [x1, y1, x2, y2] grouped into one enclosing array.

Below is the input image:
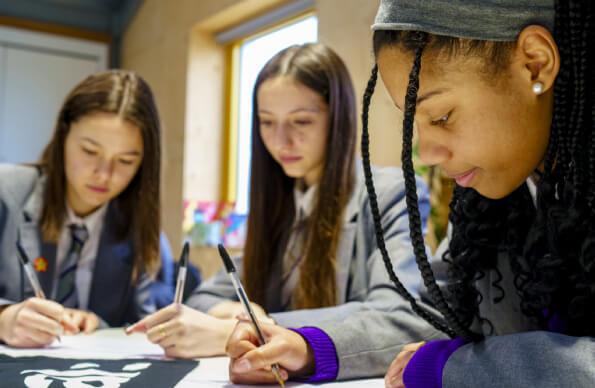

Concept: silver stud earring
[[532, 82, 544, 95]]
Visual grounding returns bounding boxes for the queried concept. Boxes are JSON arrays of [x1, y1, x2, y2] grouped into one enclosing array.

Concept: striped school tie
[[56, 224, 89, 308]]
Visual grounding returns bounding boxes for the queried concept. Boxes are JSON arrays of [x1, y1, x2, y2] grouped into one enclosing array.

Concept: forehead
[[376, 46, 486, 108], [257, 76, 326, 111], [69, 112, 143, 150]]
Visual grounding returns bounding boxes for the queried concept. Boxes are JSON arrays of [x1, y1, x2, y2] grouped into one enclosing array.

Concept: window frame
[[221, 10, 317, 208]]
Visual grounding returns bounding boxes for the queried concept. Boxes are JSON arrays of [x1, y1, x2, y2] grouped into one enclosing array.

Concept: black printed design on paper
[[0, 355, 198, 387]]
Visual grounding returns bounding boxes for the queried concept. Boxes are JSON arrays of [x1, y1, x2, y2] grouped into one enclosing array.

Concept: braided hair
[[364, 0, 595, 339]]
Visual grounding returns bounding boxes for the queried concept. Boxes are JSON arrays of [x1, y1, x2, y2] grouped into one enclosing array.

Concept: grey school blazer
[[186, 164, 447, 378], [0, 164, 157, 327], [431, 234, 595, 388]]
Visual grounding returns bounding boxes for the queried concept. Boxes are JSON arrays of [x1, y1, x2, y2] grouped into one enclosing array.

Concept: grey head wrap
[[373, 0, 555, 41]]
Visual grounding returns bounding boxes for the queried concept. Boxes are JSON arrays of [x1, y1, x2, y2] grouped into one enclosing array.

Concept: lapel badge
[[33, 257, 48, 272]]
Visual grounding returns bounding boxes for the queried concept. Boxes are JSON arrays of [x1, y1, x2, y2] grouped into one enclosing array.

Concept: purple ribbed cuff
[[290, 327, 339, 382], [403, 337, 467, 388], [543, 309, 566, 334]]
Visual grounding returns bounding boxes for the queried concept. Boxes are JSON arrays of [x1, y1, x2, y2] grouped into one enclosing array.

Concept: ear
[[515, 25, 560, 93]]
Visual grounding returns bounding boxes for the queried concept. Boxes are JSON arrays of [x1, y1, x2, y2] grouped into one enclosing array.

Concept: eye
[[430, 112, 451, 127], [118, 159, 135, 166], [260, 119, 274, 128], [82, 148, 98, 156], [293, 119, 312, 126]]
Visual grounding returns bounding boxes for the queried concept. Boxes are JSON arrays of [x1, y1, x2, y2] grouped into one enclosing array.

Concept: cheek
[[260, 130, 275, 153], [303, 125, 328, 161], [111, 165, 140, 191], [64, 148, 92, 184]]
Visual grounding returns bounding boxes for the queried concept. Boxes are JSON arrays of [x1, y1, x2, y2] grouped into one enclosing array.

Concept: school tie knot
[[69, 224, 89, 252]]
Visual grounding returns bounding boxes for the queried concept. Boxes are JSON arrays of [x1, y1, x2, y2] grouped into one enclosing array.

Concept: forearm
[[271, 301, 368, 327], [318, 306, 446, 380], [185, 267, 238, 312], [442, 331, 595, 388]]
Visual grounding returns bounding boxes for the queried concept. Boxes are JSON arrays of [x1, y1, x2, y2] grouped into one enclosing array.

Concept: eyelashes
[[82, 147, 136, 166], [430, 111, 451, 127]]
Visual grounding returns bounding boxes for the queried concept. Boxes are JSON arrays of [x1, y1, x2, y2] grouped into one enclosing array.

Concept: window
[[228, 15, 318, 215]]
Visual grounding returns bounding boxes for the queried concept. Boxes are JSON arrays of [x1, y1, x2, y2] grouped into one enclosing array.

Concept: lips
[[279, 155, 302, 164], [87, 185, 109, 193], [447, 168, 477, 187]]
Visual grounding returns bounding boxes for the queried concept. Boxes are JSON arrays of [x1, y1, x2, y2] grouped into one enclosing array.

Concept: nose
[[94, 158, 114, 184], [417, 127, 451, 167], [271, 123, 293, 149]]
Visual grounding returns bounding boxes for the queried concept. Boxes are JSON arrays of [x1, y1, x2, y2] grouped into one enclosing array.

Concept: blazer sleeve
[[147, 233, 176, 309], [443, 331, 595, 388], [130, 272, 158, 321], [315, 304, 447, 380], [184, 256, 241, 312], [271, 172, 431, 327]]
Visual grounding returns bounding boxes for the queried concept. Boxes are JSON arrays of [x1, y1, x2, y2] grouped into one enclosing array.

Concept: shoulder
[[353, 163, 429, 206], [0, 164, 41, 206]]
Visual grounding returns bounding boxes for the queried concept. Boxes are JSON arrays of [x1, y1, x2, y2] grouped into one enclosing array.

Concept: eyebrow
[[395, 88, 450, 111], [81, 137, 142, 156]]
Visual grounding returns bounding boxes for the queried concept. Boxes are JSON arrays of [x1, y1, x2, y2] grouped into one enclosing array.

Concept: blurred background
[[0, 0, 450, 278]]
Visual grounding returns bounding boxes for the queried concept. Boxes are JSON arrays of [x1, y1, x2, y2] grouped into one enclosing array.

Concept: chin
[[281, 167, 304, 180]]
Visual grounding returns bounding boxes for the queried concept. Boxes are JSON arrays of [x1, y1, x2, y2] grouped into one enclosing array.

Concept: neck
[[66, 190, 100, 218]]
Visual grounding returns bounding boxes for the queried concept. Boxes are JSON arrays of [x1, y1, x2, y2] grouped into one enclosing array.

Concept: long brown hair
[[243, 44, 357, 309], [39, 70, 161, 282]]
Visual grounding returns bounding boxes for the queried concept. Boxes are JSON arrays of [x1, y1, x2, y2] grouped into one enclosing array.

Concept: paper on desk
[[0, 329, 165, 360], [0, 329, 384, 387]]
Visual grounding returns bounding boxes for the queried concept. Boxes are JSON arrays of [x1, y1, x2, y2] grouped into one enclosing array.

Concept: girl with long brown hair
[[128, 43, 434, 362], [0, 70, 173, 348]]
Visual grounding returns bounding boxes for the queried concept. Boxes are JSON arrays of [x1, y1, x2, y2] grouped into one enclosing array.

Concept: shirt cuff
[[403, 337, 467, 388], [290, 326, 339, 382]]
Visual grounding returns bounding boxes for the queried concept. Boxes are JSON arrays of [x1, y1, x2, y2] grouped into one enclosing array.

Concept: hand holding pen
[[0, 242, 78, 348], [126, 242, 242, 358], [126, 241, 190, 334], [218, 244, 287, 387]]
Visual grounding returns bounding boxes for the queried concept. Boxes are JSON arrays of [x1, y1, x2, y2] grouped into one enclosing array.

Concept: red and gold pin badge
[[33, 257, 48, 272]]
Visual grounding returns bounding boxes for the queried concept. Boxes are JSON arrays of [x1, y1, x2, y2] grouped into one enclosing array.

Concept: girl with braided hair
[[373, 0, 595, 387], [227, 0, 595, 387]]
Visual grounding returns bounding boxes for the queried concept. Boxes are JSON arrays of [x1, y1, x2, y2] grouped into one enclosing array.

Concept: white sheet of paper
[[0, 329, 383, 387]]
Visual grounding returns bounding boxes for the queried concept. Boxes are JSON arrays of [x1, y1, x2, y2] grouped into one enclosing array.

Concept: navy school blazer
[[0, 164, 176, 327]]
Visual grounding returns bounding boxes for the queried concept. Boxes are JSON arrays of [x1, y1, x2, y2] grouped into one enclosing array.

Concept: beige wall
[[121, 0, 288, 256], [317, 0, 403, 167], [121, 0, 402, 274]]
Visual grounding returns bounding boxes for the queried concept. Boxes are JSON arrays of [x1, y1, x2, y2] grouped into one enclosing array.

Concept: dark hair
[[40, 70, 162, 282], [242, 43, 357, 309], [365, 0, 595, 340]]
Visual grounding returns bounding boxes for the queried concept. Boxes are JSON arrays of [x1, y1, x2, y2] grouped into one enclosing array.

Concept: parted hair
[[40, 70, 162, 282]]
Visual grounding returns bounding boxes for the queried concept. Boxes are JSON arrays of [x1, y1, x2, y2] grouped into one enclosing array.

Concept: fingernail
[[235, 359, 251, 373], [280, 369, 289, 380]]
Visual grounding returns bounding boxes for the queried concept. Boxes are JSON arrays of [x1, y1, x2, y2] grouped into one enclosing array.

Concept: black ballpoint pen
[[218, 244, 285, 387]]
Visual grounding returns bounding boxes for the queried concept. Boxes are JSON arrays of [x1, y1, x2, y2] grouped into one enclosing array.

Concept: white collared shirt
[[54, 203, 108, 309], [281, 182, 318, 308]]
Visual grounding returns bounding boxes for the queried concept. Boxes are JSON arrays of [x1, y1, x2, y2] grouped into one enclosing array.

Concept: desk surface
[[0, 329, 383, 387]]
